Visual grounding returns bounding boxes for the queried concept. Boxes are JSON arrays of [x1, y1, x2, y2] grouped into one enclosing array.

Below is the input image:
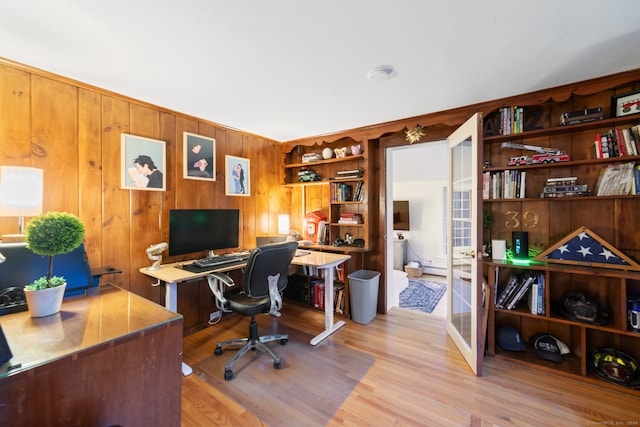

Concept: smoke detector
[[367, 65, 395, 81]]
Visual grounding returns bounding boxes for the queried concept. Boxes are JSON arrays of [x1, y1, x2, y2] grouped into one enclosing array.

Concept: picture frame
[[611, 90, 640, 118], [225, 155, 250, 196], [121, 134, 166, 191], [183, 132, 216, 181]]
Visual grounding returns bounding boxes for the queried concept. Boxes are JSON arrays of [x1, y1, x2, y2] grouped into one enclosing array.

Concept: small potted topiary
[[23, 211, 85, 317]]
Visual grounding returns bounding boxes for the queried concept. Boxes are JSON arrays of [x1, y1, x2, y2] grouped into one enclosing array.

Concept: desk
[[290, 251, 350, 345], [140, 250, 350, 373], [0, 283, 183, 426]]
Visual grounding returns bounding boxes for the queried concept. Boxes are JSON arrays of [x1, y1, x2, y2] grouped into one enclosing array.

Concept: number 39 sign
[[504, 210, 539, 229]]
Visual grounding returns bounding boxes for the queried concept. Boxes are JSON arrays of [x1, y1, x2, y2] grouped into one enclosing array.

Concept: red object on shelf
[[303, 210, 326, 240]]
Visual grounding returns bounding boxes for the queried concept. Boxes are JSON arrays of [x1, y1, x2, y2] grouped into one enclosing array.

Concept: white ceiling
[[1, 1, 640, 142]]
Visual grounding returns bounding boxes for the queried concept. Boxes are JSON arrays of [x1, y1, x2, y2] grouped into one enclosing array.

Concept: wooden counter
[[0, 283, 183, 426]]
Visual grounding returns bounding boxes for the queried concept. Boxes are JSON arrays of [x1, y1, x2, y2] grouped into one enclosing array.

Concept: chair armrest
[[267, 273, 283, 317], [207, 272, 235, 305]]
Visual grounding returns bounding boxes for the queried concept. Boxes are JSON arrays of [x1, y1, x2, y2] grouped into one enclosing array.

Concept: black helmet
[[590, 347, 640, 388], [560, 291, 608, 325]]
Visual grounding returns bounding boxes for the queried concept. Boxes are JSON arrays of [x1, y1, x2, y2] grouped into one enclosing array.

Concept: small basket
[[404, 265, 424, 278]]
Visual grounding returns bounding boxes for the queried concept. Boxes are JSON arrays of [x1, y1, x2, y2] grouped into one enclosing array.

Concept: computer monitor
[[168, 209, 240, 256], [0, 242, 94, 296]]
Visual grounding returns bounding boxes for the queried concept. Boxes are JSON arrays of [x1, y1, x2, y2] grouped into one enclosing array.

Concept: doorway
[[385, 141, 448, 315]]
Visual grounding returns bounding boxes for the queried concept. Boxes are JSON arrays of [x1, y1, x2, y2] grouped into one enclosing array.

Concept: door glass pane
[[451, 138, 473, 347]]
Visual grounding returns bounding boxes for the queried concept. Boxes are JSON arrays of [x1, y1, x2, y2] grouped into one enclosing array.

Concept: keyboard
[[192, 252, 251, 268]]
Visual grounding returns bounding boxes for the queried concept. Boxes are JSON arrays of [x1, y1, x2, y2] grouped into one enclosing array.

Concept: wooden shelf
[[285, 154, 365, 169], [484, 115, 640, 143]]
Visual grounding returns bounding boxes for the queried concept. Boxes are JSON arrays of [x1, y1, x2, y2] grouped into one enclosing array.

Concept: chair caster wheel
[[224, 369, 234, 381], [274, 360, 281, 369], [280, 338, 288, 345], [214, 345, 223, 356]]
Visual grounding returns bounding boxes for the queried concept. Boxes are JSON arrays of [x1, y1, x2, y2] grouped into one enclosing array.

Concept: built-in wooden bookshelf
[[482, 77, 640, 395]]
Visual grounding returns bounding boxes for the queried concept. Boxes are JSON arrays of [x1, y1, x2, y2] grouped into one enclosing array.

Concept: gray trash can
[[348, 269, 380, 325]]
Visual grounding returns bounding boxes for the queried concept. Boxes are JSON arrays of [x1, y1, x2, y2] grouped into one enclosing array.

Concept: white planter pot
[[24, 283, 67, 318]]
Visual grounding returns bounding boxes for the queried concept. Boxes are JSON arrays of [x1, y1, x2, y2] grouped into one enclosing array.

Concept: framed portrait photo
[[183, 132, 216, 181], [611, 90, 640, 118], [121, 134, 166, 191], [225, 155, 250, 196]]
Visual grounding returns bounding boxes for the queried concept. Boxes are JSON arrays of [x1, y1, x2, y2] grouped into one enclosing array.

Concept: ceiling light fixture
[[367, 65, 395, 81]]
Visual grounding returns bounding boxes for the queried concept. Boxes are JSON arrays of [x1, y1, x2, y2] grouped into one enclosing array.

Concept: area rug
[[193, 323, 375, 427], [399, 278, 446, 313]]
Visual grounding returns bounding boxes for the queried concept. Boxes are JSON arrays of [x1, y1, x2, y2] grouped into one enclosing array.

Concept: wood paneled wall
[[0, 58, 288, 306]]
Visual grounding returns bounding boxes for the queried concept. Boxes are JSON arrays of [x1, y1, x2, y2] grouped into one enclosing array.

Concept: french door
[[446, 112, 484, 375]]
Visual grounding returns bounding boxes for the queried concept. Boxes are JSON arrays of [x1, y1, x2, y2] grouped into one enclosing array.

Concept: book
[[506, 273, 535, 310], [536, 272, 545, 315], [495, 273, 520, 308], [528, 282, 539, 314], [623, 128, 638, 156], [595, 162, 635, 196]]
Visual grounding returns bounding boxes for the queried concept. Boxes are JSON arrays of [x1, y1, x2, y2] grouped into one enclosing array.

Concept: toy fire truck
[[502, 142, 570, 165]]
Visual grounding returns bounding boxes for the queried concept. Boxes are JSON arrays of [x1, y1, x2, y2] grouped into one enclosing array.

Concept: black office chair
[[207, 241, 297, 381]]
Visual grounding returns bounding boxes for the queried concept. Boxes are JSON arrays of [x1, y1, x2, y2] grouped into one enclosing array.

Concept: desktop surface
[[0, 283, 182, 379]]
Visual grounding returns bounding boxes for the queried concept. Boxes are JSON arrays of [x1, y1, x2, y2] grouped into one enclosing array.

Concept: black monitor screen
[[169, 209, 240, 256], [0, 242, 94, 296]]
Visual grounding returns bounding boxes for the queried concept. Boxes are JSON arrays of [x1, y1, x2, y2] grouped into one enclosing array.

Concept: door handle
[[460, 250, 476, 258]]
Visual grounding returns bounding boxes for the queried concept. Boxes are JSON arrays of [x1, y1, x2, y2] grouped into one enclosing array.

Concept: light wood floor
[[182, 302, 640, 426]]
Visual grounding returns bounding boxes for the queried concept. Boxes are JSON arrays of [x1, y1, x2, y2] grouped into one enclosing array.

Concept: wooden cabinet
[[0, 284, 183, 425], [487, 261, 640, 395], [482, 77, 640, 395]]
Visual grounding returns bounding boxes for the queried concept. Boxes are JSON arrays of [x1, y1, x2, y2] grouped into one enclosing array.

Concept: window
[[452, 190, 471, 248]]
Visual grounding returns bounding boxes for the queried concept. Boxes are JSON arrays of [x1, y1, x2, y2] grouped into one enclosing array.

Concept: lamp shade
[[0, 166, 43, 217], [277, 214, 290, 235]]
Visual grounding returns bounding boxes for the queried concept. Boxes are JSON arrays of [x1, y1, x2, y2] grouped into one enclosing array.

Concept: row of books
[[595, 162, 639, 196], [309, 279, 345, 313], [482, 170, 526, 199], [498, 106, 525, 135], [495, 271, 545, 314], [560, 107, 604, 126], [527, 272, 546, 315], [337, 213, 363, 224], [316, 221, 330, 245], [330, 181, 364, 202], [593, 125, 640, 159]]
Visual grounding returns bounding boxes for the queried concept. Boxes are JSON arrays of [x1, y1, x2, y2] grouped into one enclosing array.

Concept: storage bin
[[348, 270, 380, 324]]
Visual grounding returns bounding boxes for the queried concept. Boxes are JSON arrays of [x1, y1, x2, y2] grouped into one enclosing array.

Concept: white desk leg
[[310, 266, 345, 345], [164, 281, 193, 376]]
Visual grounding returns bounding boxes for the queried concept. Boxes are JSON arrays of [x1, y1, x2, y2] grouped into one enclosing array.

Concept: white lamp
[[277, 214, 290, 235], [0, 166, 44, 241]]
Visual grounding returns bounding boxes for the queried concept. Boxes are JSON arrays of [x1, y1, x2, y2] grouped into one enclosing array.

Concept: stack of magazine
[[495, 271, 545, 314]]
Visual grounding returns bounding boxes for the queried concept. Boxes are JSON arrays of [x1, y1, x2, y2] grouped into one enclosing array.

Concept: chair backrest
[[242, 241, 298, 298]]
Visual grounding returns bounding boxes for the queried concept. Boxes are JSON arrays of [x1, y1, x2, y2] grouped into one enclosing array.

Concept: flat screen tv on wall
[[393, 200, 410, 231]]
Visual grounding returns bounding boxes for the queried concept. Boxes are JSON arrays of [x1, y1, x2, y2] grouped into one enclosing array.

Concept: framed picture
[[611, 90, 640, 118], [121, 134, 166, 191], [183, 132, 216, 181], [225, 155, 250, 196]]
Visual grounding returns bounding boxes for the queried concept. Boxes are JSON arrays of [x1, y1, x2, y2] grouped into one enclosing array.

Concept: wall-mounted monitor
[[393, 200, 410, 231], [168, 209, 239, 256]]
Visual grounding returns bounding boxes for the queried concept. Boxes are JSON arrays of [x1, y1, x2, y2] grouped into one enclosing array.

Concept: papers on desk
[[295, 249, 311, 257]]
